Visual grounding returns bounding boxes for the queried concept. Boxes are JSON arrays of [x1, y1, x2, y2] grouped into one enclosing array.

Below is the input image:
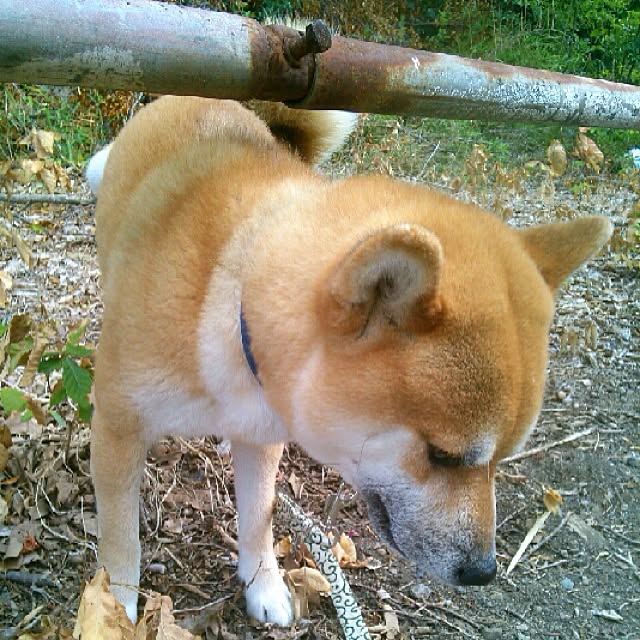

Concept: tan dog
[[87, 96, 612, 625]]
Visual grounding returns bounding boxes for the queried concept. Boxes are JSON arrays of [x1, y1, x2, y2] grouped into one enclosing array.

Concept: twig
[[597, 524, 640, 547], [176, 582, 214, 600], [506, 511, 551, 576], [419, 608, 476, 639], [497, 504, 528, 531], [524, 511, 571, 558], [501, 428, 594, 463], [430, 603, 482, 630], [172, 593, 233, 615], [214, 524, 238, 551], [0, 570, 54, 587], [0, 192, 95, 206]]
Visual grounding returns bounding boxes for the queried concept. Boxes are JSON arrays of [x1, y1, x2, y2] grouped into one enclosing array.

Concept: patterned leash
[[277, 493, 372, 640]]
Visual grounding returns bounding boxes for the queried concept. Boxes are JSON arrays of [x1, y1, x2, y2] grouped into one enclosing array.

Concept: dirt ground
[[1, 127, 639, 639]]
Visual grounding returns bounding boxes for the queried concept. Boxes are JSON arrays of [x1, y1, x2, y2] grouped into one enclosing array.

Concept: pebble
[[561, 577, 575, 590], [410, 583, 432, 599], [148, 562, 167, 575], [483, 628, 502, 640], [625, 453, 640, 468]]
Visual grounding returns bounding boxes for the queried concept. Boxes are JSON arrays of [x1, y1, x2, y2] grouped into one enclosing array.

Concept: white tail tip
[[86, 144, 113, 194]]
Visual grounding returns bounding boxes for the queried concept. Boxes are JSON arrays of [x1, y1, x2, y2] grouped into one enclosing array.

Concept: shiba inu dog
[[87, 95, 612, 625]]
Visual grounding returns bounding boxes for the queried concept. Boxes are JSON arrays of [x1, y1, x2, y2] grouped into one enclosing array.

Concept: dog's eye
[[428, 445, 465, 468]]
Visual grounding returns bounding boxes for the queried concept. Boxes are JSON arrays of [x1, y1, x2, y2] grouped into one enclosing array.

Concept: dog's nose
[[457, 555, 497, 586]]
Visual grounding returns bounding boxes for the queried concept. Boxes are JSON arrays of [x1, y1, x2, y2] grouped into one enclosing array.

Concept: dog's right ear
[[319, 224, 445, 335]]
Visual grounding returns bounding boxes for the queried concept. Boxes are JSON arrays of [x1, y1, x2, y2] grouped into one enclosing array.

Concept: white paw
[[245, 569, 293, 626]]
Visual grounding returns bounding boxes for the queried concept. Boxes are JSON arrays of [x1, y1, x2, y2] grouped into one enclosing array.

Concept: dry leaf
[[274, 535, 292, 558], [0, 423, 11, 448], [288, 471, 303, 498], [73, 567, 135, 640], [21, 328, 52, 387], [0, 495, 7, 525], [573, 128, 604, 172], [286, 567, 331, 620], [54, 162, 71, 191], [12, 231, 34, 269], [157, 598, 200, 640], [329, 532, 344, 565], [337, 533, 357, 565], [136, 594, 200, 640], [8, 314, 32, 344], [543, 488, 563, 514], [0, 443, 8, 474], [286, 567, 331, 594], [546, 140, 567, 176], [19, 129, 60, 159], [0, 271, 12, 308], [5, 158, 45, 184], [21, 534, 39, 553], [39, 166, 58, 193]]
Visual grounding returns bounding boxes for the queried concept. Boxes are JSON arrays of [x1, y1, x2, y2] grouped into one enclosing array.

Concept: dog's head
[[264, 184, 611, 586]]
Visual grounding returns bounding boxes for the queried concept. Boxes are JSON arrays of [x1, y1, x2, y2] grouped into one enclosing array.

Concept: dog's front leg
[[232, 440, 292, 626]]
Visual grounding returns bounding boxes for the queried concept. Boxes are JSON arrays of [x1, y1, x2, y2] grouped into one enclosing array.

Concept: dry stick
[[420, 608, 476, 639], [598, 525, 640, 547], [524, 511, 571, 559], [501, 428, 594, 464], [0, 192, 95, 206], [1, 570, 54, 587]]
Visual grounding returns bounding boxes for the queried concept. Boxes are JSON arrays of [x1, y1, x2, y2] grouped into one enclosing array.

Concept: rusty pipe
[[0, 0, 638, 129], [296, 36, 640, 129]]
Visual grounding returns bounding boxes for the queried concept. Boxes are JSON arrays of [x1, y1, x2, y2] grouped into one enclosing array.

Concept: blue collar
[[240, 304, 261, 384]]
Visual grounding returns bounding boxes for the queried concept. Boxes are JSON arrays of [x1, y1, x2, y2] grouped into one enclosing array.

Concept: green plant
[[38, 321, 94, 423], [0, 387, 32, 422]]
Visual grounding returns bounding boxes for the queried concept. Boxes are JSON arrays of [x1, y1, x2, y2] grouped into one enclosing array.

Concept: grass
[[1, 84, 121, 170]]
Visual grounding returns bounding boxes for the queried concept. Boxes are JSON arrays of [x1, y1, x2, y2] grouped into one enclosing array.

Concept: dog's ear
[[320, 224, 444, 335], [519, 216, 612, 291]]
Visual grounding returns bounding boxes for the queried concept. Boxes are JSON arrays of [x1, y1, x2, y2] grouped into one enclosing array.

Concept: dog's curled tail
[[86, 143, 113, 194], [247, 100, 358, 166]]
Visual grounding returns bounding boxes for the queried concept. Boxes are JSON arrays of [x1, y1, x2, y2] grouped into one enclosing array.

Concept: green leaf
[[49, 380, 67, 406], [7, 336, 34, 372], [49, 409, 66, 428], [38, 352, 64, 374], [0, 387, 27, 415], [77, 398, 94, 423], [64, 343, 93, 358], [61, 357, 93, 405], [20, 409, 33, 422], [67, 320, 89, 346]]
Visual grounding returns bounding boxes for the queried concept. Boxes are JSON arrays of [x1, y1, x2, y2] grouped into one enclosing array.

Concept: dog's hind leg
[[90, 407, 147, 623], [232, 440, 292, 626]]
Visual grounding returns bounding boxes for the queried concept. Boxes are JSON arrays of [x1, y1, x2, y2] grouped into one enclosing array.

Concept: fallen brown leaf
[[73, 567, 134, 640]]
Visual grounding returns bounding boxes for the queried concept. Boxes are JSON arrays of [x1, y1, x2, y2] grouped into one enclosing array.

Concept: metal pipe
[[0, 0, 638, 129], [0, 0, 313, 101], [298, 37, 640, 129]]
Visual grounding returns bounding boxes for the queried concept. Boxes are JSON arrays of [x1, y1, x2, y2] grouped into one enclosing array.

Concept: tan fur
[[90, 95, 612, 623]]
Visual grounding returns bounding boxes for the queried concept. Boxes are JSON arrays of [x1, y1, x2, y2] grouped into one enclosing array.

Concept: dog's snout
[[457, 555, 497, 586]]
